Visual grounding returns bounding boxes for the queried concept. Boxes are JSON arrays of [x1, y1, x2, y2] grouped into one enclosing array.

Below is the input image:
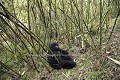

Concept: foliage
[[0, 0, 120, 79]]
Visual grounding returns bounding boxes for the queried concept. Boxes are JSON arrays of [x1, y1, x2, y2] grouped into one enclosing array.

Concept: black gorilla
[[47, 42, 76, 69]]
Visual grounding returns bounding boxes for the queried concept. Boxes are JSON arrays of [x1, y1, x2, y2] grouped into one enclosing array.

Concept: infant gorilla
[[47, 42, 76, 69]]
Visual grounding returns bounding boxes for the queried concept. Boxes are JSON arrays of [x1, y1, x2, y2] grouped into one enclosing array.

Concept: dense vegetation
[[0, 0, 120, 80]]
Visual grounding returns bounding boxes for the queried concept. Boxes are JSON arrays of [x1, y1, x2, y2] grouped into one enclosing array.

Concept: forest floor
[[30, 25, 120, 80]]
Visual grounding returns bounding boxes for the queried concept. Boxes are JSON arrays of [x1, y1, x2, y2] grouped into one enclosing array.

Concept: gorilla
[[47, 42, 76, 69]]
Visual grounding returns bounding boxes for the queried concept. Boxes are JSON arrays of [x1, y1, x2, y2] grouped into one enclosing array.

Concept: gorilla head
[[48, 42, 59, 51]]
